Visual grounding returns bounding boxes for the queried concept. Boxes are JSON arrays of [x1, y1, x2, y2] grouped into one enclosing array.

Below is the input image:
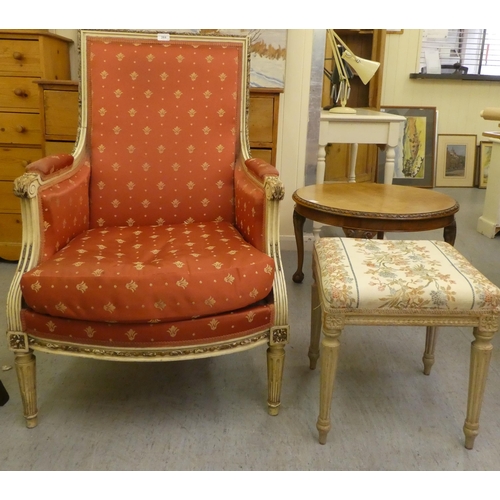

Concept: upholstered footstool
[[310, 238, 500, 449]]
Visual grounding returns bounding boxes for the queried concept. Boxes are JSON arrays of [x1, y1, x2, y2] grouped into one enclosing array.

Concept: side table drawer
[[0, 39, 42, 76], [0, 112, 41, 145], [0, 77, 40, 111], [0, 146, 42, 178]]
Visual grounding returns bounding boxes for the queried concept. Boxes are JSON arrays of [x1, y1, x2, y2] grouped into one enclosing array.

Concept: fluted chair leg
[[15, 351, 38, 428], [267, 344, 285, 416]]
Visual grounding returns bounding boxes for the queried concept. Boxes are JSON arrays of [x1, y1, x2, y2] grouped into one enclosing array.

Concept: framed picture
[[479, 141, 493, 189], [435, 134, 477, 187], [377, 106, 437, 188]]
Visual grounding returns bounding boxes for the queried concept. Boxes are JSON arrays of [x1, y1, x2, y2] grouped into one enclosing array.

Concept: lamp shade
[[342, 50, 380, 85]]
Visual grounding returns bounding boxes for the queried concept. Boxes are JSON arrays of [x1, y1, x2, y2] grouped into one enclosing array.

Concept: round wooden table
[[292, 183, 459, 283]]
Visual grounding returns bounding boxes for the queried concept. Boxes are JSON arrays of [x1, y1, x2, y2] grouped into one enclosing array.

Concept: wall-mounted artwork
[[167, 29, 287, 88], [435, 134, 477, 187], [377, 106, 437, 188]]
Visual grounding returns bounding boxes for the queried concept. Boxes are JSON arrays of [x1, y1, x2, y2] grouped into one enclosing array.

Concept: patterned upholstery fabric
[[87, 36, 241, 228], [21, 221, 274, 323], [314, 238, 500, 313], [36, 161, 91, 261], [21, 301, 274, 348]]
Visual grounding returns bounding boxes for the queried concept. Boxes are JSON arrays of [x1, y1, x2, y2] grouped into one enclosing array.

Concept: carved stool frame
[[310, 246, 499, 450]]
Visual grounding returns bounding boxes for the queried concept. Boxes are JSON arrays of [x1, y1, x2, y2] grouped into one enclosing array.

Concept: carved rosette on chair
[[6, 30, 289, 427]]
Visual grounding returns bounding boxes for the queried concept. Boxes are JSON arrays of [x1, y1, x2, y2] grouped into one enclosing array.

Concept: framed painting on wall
[[435, 134, 477, 187], [479, 141, 493, 189], [377, 106, 437, 188]]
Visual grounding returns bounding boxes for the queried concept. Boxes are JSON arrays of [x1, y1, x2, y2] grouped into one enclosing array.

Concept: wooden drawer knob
[[21, 160, 29, 168], [12, 51, 24, 60], [14, 88, 28, 97], [16, 125, 26, 133]]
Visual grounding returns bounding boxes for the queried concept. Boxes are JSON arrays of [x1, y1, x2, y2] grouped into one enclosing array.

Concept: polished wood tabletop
[[292, 183, 459, 283]]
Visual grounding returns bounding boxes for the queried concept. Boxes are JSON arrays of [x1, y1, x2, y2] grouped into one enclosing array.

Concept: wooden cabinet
[[322, 29, 386, 183], [249, 88, 281, 166], [0, 30, 72, 261], [37, 80, 78, 156]]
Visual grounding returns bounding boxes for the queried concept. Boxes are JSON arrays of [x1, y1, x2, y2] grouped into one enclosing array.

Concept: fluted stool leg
[[463, 325, 495, 449], [317, 315, 343, 445], [309, 279, 321, 370], [423, 326, 438, 375]]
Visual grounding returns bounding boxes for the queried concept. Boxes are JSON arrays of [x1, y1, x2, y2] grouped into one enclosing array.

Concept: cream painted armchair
[[6, 30, 289, 427]]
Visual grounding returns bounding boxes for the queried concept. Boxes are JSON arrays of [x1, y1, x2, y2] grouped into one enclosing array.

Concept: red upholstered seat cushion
[[21, 221, 275, 323]]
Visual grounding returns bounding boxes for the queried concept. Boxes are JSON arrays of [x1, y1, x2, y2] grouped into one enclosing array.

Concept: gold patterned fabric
[[36, 161, 91, 261], [315, 238, 500, 313], [21, 300, 274, 347], [87, 36, 241, 228], [21, 221, 275, 323]]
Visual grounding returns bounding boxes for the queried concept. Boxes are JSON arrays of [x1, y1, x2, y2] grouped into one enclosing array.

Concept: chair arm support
[[13, 156, 91, 263], [235, 157, 288, 330], [7, 157, 91, 335]]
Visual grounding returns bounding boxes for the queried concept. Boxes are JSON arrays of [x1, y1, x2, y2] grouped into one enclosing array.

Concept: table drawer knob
[[16, 125, 26, 133], [12, 51, 24, 60], [13, 88, 28, 97]]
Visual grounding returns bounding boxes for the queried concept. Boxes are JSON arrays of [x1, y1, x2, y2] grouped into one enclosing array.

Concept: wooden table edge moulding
[[292, 183, 460, 283]]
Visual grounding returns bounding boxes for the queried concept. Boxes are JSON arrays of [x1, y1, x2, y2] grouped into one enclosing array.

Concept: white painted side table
[[314, 108, 406, 239], [316, 108, 406, 185]]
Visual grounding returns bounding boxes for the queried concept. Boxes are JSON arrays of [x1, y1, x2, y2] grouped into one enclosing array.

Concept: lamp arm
[[327, 29, 350, 108], [331, 30, 357, 60]]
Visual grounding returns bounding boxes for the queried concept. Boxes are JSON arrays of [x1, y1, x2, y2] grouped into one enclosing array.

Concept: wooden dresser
[[37, 80, 78, 156], [0, 30, 72, 261], [249, 88, 281, 166]]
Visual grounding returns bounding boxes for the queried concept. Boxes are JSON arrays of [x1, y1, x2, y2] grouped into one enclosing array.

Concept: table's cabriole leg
[[463, 321, 496, 450], [292, 209, 306, 283], [443, 219, 457, 246]]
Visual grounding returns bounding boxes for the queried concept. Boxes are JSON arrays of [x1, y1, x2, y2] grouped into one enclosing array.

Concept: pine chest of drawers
[[0, 30, 72, 261]]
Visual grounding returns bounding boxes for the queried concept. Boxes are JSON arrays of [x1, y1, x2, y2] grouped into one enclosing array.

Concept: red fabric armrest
[[245, 158, 279, 181], [26, 154, 74, 179]]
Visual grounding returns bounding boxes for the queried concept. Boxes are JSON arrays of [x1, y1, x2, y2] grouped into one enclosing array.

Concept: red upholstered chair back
[[84, 33, 245, 229]]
